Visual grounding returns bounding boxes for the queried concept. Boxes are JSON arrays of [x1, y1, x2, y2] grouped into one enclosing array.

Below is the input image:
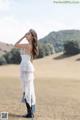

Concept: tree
[[45, 43, 54, 54], [0, 56, 7, 65], [10, 48, 21, 64], [37, 43, 46, 58], [37, 42, 54, 58], [3, 48, 21, 64], [63, 40, 80, 55]]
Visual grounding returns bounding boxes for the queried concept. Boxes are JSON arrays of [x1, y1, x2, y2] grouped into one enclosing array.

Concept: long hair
[[29, 29, 39, 61]]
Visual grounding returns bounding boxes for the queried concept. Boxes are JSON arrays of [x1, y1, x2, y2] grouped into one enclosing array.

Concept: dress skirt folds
[[19, 53, 36, 113]]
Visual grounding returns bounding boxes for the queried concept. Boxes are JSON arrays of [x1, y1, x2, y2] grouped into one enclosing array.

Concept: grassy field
[[0, 53, 80, 120]]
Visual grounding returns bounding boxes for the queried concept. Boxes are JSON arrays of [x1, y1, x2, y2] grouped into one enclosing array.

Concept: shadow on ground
[[53, 53, 79, 60], [9, 113, 23, 118], [76, 58, 80, 61]]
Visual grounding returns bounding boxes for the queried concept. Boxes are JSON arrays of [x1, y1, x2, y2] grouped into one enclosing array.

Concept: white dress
[[20, 48, 36, 112]]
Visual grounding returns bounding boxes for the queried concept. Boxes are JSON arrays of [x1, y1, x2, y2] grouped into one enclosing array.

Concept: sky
[[0, 0, 80, 44]]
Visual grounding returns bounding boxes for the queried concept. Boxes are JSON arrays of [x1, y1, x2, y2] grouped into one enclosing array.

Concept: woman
[[15, 29, 38, 118]]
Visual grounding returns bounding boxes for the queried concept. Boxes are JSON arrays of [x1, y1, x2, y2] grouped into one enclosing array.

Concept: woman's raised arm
[[14, 34, 32, 50], [14, 35, 25, 47]]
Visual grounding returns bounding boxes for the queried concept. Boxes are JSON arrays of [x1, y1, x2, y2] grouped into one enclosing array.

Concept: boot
[[22, 99, 34, 118]]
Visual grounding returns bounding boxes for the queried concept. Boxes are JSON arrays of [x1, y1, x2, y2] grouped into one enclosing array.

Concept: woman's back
[[20, 48, 35, 72], [20, 48, 31, 61]]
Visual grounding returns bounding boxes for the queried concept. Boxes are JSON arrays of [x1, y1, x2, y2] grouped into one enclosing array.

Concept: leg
[[22, 98, 34, 118], [31, 76, 36, 113], [22, 72, 35, 118], [20, 71, 26, 103]]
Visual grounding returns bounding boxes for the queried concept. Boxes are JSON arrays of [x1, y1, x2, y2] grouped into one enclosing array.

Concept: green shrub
[[63, 40, 80, 55], [10, 48, 21, 64], [37, 42, 54, 58], [0, 56, 7, 65], [3, 48, 21, 64]]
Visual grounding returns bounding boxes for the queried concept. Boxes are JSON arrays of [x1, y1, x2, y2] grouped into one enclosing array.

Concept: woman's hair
[[29, 29, 39, 60]]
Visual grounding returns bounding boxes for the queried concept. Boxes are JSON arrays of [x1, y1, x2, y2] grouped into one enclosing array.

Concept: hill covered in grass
[[39, 30, 80, 52], [0, 41, 14, 56], [1, 29, 80, 57]]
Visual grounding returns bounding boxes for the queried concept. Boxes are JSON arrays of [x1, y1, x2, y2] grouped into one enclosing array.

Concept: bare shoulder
[[24, 43, 33, 53], [26, 43, 32, 49], [15, 43, 32, 50]]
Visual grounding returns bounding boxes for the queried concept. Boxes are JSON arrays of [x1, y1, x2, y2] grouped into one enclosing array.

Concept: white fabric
[[20, 71, 36, 106], [20, 48, 35, 72], [19, 48, 36, 107]]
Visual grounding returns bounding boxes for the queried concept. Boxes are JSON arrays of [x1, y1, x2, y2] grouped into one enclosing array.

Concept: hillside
[[39, 30, 80, 52], [0, 30, 80, 56], [0, 41, 14, 56]]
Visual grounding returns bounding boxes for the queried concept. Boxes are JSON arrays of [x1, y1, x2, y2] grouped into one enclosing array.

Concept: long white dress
[[20, 48, 36, 112]]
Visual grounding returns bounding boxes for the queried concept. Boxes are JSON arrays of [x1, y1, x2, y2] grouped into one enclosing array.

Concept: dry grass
[[0, 53, 80, 120]]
